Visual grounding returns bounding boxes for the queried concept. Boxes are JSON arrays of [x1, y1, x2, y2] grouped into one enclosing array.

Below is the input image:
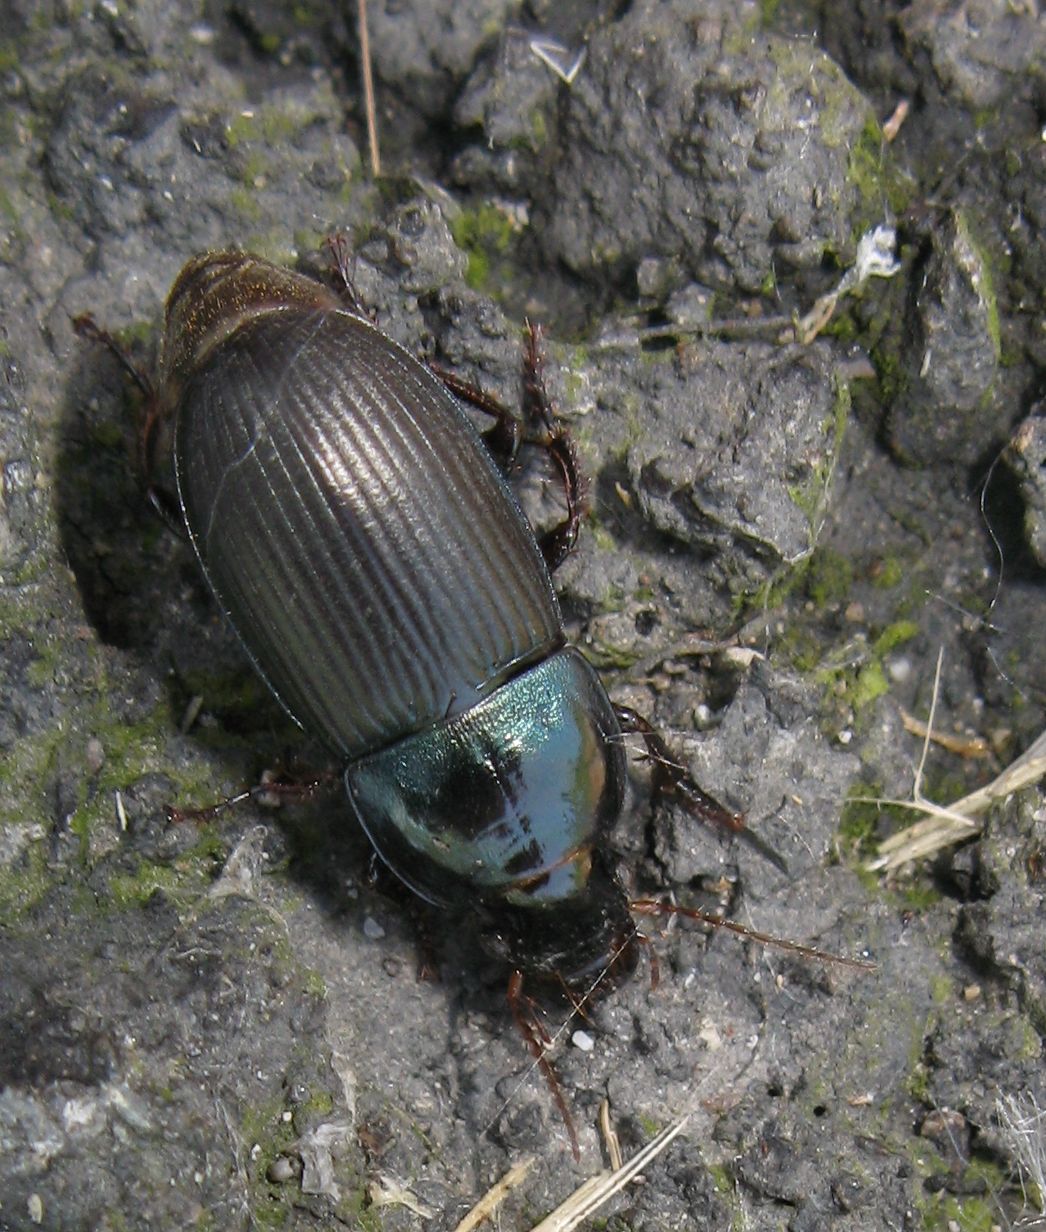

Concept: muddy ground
[[0, 2, 1044, 1230]]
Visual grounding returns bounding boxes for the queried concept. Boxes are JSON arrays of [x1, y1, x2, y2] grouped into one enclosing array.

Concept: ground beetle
[[78, 249, 856, 1158]]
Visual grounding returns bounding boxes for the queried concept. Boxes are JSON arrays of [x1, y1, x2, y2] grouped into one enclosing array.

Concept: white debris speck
[[571, 1030, 595, 1052]]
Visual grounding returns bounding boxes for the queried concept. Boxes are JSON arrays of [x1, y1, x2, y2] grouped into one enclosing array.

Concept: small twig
[[357, 0, 381, 177], [913, 647, 945, 801], [592, 224, 900, 353], [996, 1090, 1046, 1215], [899, 708, 991, 760]]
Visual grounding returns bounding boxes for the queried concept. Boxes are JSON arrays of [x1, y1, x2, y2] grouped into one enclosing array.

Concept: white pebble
[[571, 1030, 594, 1052]]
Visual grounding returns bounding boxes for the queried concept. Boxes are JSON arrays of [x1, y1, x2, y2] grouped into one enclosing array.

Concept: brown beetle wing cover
[[175, 309, 563, 759]]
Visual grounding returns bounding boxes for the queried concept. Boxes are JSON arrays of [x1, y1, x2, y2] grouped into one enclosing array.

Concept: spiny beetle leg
[[433, 323, 586, 573], [73, 314, 153, 399], [629, 899, 877, 972], [614, 704, 789, 875], [431, 366, 524, 471], [73, 313, 184, 533], [507, 969, 581, 1162], [522, 320, 585, 571]]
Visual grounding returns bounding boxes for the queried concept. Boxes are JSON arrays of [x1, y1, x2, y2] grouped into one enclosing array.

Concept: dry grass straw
[[996, 1091, 1046, 1217], [357, 0, 380, 176], [450, 1117, 688, 1232], [864, 651, 1046, 872], [527, 1116, 689, 1232]]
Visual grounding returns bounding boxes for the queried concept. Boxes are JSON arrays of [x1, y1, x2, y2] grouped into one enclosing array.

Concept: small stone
[[267, 1155, 299, 1183]]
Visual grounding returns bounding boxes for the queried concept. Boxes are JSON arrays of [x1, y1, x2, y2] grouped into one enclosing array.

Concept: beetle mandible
[[78, 249, 808, 1158]]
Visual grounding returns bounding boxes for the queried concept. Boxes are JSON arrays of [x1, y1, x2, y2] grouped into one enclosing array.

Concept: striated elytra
[[165, 252, 637, 986]]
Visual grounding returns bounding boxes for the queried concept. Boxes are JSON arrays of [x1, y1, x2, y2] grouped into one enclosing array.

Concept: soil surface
[[0, 2, 1044, 1230]]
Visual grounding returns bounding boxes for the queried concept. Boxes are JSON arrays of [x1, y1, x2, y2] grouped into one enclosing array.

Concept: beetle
[[77, 249, 854, 1158]]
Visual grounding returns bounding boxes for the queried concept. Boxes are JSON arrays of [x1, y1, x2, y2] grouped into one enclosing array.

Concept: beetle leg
[[433, 323, 587, 572], [613, 704, 789, 875], [430, 367, 524, 470], [506, 969, 581, 1161], [521, 321, 586, 572], [165, 767, 337, 824], [73, 314, 154, 399], [630, 899, 876, 971], [73, 313, 185, 533]]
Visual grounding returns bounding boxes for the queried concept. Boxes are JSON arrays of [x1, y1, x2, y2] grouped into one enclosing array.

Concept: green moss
[[225, 106, 303, 150], [238, 1094, 302, 1230], [239, 150, 271, 188], [302, 969, 327, 998], [898, 881, 942, 912], [584, 640, 641, 671], [449, 202, 518, 292], [835, 788, 917, 895], [929, 973, 954, 1005], [229, 185, 262, 222], [907, 1065, 931, 1106], [956, 212, 1001, 359], [528, 106, 548, 149], [804, 547, 855, 607], [873, 620, 919, 656], [561, 346, 590, 404], [846, 116, 912, 235], [871, 556, 904, 589], [707, 1162, 734, 1193], [853, 660, 889, 707], [787, 380, 849, 538], [301, 1088, 334, 1117], [917, 1191, 1000, 1232], [0, 726, 66, 915], [837, 786, 882, 859], [107, 862, 187, 910], [589, 523, 617, 553]]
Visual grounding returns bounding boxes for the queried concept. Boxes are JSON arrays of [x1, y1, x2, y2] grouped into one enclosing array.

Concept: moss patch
[[449, 201, 520, 293]]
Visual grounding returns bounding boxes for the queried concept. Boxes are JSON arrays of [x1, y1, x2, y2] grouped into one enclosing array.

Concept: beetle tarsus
[[522, 319, 587, 571], [431, 366, 525, 469]]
